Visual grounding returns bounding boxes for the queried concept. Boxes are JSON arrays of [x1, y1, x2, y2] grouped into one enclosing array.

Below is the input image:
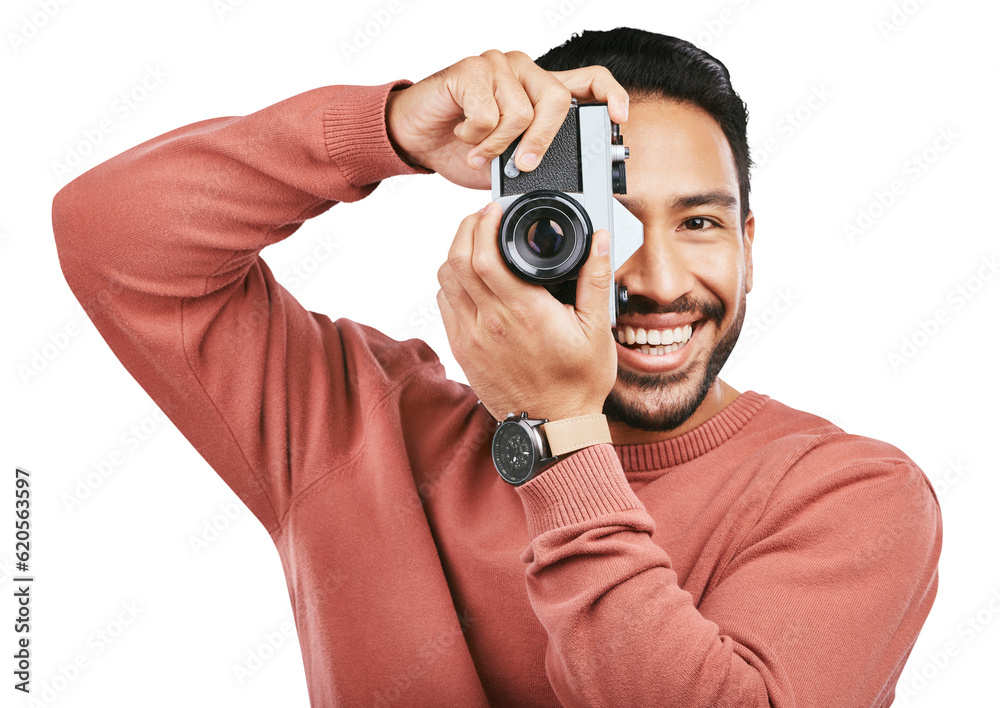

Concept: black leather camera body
[[490, 100, 644, 326]]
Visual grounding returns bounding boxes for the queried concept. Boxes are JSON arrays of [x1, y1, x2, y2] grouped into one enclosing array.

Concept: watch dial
[[493, 424, 535, 483]]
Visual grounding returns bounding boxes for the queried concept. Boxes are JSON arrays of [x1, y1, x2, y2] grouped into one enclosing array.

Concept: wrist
[[384, 87, 424, 171], [492, 411, 612, 486], [324, 81, 430, 186]]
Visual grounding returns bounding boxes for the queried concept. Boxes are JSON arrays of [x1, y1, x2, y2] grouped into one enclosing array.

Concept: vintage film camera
[[490, 99, 644, 326]]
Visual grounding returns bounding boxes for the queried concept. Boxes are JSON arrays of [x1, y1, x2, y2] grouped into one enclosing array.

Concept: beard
[[602, 290, 747, 432]]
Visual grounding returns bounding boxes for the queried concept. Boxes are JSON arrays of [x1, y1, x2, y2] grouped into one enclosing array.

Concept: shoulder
[[747, 393, 927, 476], [744, 392, 941, 533]]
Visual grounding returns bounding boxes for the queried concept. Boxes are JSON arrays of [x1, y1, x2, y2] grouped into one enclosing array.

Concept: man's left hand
[[436, 201, 618, 423]]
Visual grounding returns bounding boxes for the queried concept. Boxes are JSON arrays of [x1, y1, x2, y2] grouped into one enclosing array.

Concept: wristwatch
[[492, 411, 613, 486]]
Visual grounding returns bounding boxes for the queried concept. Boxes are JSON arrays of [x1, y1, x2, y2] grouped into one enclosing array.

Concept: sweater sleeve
[[515, 444, 942, 707], [51, 80, 431, 534]]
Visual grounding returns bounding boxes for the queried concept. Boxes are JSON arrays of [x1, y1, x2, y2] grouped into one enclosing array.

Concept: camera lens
[[498, 191, 592, 284], [526, 219, 564, 257]]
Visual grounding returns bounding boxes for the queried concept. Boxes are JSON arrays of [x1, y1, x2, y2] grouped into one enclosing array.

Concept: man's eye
[[683, 217, 715, 230]]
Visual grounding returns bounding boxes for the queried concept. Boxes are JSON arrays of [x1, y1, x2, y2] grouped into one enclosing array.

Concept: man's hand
[[385, 49, 629, 189], [436, 202, 618, 423]]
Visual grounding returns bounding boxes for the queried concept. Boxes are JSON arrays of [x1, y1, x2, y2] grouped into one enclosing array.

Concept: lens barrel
[[497, 191, 593, 284]]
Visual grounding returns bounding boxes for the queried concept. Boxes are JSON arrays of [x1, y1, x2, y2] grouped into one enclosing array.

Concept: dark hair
[[535, 27, 752, 228]]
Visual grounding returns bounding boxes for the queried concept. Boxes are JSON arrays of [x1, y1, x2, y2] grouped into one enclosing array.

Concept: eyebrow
[[618, 191, 739, 214]]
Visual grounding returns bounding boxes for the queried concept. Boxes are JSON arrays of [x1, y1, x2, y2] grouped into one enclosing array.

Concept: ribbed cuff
[[516, 444, 644, 538], [323, 80, 433, 187]]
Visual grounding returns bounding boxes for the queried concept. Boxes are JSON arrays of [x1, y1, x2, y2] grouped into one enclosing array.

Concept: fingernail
[[518, 152, 537, 169], [479, 202, 493, 214], [471, 155, 487, 169], [617, 101, 629, 122], [598, 234, 610, 257]]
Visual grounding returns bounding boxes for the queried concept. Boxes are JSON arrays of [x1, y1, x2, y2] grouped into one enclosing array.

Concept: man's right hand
[[385, 49, 630, 190]]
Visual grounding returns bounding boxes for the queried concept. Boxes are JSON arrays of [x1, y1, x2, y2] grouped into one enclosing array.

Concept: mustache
[[624, 293, 725, 324]]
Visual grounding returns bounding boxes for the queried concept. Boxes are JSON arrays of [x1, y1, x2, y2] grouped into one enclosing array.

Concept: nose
[[615, 230, 697, 312]]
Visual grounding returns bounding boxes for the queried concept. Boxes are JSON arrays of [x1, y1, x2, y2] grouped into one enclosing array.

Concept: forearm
[[516, 444, 769, 707]]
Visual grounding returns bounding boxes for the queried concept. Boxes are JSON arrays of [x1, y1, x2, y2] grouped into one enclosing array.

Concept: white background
[[2, 0, 998, 706]]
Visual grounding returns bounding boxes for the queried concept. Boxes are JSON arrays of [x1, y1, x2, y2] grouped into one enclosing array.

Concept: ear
[[743, 210, 755, 294]]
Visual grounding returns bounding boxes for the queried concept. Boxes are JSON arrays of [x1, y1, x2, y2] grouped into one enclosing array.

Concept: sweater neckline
[[612, 390, 769, 476]]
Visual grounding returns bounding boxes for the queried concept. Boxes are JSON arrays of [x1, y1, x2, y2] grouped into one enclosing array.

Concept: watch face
[[493, 422, 537, 485]]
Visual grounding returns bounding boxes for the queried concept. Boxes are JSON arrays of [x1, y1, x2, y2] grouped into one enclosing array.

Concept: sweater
[[51, 79, 942, 708]]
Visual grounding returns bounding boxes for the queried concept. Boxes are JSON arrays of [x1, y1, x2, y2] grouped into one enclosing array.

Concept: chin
[[602, 359, 714, 432], [603, 296, 746, 433]]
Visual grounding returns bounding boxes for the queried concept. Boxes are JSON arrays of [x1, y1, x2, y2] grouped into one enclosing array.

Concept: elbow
[[51, 174, 112, 306], [51, 180, 87, 295]]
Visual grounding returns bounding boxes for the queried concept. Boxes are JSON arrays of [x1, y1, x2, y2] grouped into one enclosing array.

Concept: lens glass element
[[526, 219, 564, 258], [498, 190, 592, 284]]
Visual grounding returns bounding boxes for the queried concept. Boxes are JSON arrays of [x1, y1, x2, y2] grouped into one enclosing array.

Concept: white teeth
[[611, 322, 699, 356]]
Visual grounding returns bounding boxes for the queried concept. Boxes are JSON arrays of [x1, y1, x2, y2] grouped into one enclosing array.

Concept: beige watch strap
[[539, 414, 612, 457]]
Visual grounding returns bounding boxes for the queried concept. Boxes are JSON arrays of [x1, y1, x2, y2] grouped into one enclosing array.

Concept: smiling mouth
[[612, 323, 696, 356]]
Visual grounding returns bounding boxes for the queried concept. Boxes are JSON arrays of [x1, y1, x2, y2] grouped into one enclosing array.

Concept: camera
[[490, 99, 644, 326]]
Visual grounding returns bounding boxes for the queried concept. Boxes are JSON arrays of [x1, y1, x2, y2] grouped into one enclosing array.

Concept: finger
[[574, 229, 613, 334], [449, 56, 502, 151], [436, 261, 477, 325], [447, 209, 502, 311], [463, 51, 536, 168], [436, 286, 464, 352], [549, 65, 630, 124], [502, 51, 575, 171], [470, 201, 544, 312]]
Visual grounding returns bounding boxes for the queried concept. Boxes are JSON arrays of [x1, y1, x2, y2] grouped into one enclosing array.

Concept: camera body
[[490, 100, 644, 326]]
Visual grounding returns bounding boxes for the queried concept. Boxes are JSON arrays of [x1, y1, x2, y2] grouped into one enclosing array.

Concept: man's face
[[604, 98, 754, 432]]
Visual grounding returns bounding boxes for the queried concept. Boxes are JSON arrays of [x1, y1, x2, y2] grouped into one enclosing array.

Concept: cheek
[[687, 244, 743, 305]]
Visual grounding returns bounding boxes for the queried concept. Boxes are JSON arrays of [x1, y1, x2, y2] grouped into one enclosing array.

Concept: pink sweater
[[52, 80, 942, 707]]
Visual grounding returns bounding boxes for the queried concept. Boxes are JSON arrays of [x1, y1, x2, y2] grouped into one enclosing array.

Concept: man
[[52, 27, 940, 707]]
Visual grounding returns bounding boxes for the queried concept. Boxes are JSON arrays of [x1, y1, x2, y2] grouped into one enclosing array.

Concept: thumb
[[574, 229, 613, 333]]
